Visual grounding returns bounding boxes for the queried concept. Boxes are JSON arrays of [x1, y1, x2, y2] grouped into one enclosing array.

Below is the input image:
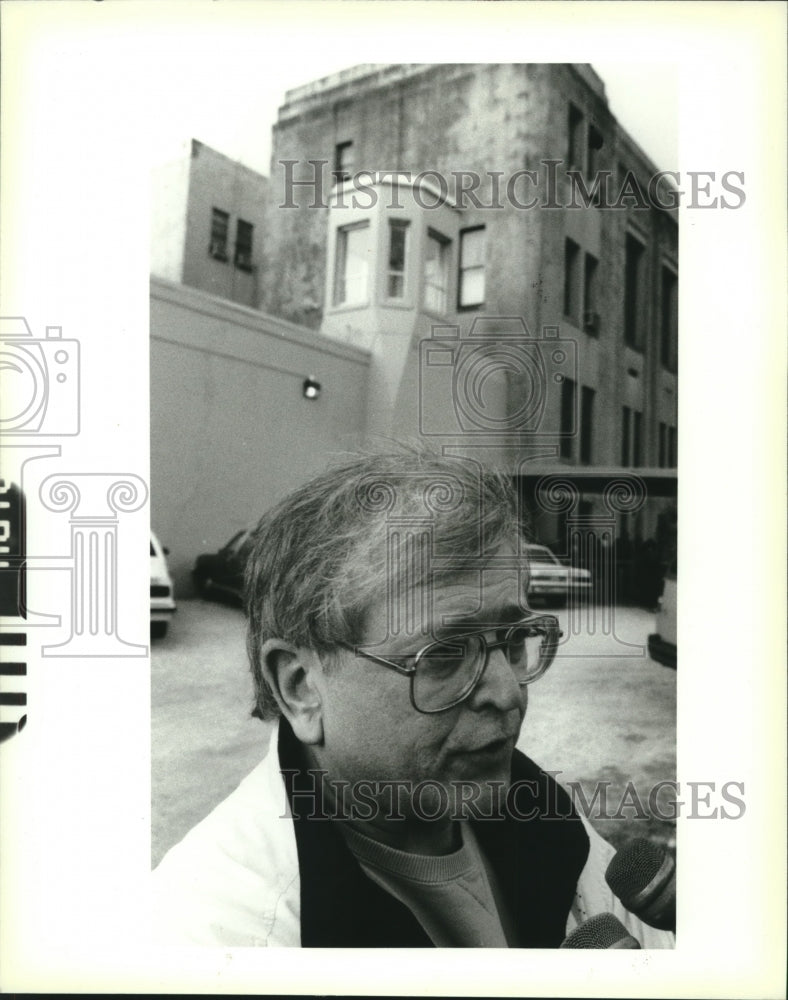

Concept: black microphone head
[[560, 912, 640, 949], [605, 837, 668, 899], [605, 837, 676, 931]]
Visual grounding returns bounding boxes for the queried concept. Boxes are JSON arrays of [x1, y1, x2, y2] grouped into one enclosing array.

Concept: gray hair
[[245, 448, 525, 720]]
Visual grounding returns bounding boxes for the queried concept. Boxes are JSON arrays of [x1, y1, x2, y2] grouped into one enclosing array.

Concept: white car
[[648, 568, 677, 669], [526, 543, 593, 607], [150, 531, 176, 639]]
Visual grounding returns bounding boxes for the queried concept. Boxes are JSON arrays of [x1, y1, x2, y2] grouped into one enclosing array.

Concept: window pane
[[584, 254, 598, 314], [564, 238, 579, 321], [334, 223, 370, 305], [424, 231, 449, 314], [624, 234, 644, 349], [389, 224, 407, 273], [459, 228, 485, 307], [461, 228, 485, 267], [334, 141, 354, 183], [235, 219, 253, 270], [621, 406, 631, 465], [568, 104, 583, 170], [236, 219, 253, 252], [633, 410, 642, 467], [387, 221, 408, 298], [580, 386, 594, 464], [560, 377, 576, 459], [459, 268, 485, 307], [211, 208, 229, 240], [210, 208, 229, 259], [660, 267, 678, 371]]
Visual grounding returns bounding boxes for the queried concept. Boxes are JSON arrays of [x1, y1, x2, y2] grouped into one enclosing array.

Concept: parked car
[[192, 528, 253, 605], [648, 565, 677, 669], [150, 531, 176, 639], [525, 543, 592, 607]]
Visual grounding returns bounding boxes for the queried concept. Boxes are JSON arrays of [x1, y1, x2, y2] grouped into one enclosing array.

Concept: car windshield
[[527, 545, 559, 565]]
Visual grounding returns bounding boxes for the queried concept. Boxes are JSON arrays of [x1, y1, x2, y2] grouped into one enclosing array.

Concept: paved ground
[[151, 599, 676, 867]]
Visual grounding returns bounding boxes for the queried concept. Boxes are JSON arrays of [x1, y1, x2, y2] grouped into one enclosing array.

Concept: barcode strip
[[0, 662, 26, 675], [0, 692, 27, 706], [0, 633, 27, 646]]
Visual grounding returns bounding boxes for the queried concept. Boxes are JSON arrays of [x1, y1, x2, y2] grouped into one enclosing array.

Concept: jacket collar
[[277, 717, 588, 948]]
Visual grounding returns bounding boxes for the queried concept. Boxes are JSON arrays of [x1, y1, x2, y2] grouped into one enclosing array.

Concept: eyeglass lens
[[413, 627, 552, 711]]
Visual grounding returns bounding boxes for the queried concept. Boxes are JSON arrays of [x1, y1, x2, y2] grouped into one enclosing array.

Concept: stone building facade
[[259, 64, 678, 559]]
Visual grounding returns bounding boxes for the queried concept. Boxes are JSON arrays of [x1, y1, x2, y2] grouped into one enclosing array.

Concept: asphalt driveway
[[151, 600, 676, 867]]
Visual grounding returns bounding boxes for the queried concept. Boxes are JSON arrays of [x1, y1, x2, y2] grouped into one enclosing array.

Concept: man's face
[[312, 549, 530, 825]]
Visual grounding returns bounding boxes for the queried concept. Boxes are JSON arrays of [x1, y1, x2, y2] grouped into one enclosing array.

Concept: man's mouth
[[466, 735, 513, 756]]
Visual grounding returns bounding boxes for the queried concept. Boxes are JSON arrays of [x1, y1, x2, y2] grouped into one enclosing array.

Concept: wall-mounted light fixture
[[303, 376, 321, 400]]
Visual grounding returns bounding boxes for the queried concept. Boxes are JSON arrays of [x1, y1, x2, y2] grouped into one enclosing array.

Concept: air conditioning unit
[[583, 310, 600, 334], [209, 241, 228, 260], [235, 251, 253, 270]]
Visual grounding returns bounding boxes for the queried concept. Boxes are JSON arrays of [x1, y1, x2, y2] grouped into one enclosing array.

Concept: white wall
[[150, 276, 370, 590]]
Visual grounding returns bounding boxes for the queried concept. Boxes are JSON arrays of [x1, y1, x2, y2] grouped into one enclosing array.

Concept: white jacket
[[153, 723, 674, 949]]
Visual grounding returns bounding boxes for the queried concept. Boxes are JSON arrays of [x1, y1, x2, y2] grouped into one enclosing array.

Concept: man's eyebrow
[[437, 602, 528, 630]]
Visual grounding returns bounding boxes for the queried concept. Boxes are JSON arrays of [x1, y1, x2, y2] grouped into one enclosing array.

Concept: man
[[153, 450, 674, 948]]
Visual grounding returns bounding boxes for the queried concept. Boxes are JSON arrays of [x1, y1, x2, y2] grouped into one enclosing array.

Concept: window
[[621, 406, 645, 467], [632, 410, 643, 467], [587, 124, 603, 178], [424, 229, 450, 314], [660, 267, 678, 372], [583, 253, 599, 334], [564, 238, 580, 323], [624, 233, 645, 349], [333, 221, 370, 306], [209, 208, 229, 261], [458, 227, 486, 308], [386, 220, 409, 299], [334, 141, 354, 184], [235, 219, 254, 271], [560, 377, 576, 460], [621, 406, 631, 466], [580, 386, 595, 464], [568, 103, 583, 170], [658, 422, 677, 468]]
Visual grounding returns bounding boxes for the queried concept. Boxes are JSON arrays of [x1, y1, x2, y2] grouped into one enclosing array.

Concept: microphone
[[605, 838, 676, 932], [560, 912, 641, 949]]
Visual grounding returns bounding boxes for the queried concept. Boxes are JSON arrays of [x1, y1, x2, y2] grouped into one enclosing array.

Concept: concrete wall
[[150, 276, 369, 591]]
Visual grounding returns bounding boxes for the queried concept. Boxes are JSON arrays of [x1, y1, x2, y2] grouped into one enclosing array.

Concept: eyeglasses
[[339, 613, 562, 714]]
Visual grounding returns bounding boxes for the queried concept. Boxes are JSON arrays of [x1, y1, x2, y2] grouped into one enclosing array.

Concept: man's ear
[[260, 639, 325, 745]]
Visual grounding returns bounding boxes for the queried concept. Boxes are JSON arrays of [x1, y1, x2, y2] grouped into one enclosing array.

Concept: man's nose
[[468, 645, 524, 713]]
